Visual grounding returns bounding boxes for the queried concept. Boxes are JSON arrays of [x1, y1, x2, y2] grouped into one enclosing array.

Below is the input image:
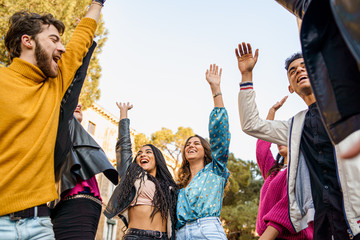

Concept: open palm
[[235, 42, 259, 74], [206, 64, 222, 87]]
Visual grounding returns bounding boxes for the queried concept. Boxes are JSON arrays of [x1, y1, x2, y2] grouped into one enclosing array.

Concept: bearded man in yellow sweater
[[0, 1, 106, 239]]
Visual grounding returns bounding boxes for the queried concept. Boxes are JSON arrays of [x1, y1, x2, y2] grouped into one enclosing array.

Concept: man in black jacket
[[275, 0, 360, 145], [274, 0, 360, 239]]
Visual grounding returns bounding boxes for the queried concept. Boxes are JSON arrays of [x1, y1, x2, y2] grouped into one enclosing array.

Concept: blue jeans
[[0, 215, 55, 240], [176, 217, 227, 240]]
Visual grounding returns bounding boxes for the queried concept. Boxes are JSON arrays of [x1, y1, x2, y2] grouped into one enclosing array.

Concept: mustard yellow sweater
[[0, 18, 97, 216]]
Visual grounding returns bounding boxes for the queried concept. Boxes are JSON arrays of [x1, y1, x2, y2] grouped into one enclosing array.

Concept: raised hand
[[206, 64, 222, 89], [116, 102, 133, 120], [266, 96, 288, 120], [235, 42, 259, 75], [205, 64, 224, 108], [272, 96, 288, 111]]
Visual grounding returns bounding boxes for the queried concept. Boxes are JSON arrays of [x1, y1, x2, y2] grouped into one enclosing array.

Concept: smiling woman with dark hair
[[104, 102, 178, 240]]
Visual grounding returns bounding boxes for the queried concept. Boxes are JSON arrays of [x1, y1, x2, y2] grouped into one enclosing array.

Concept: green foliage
[[221, 153, 264, 240], [174, 127, 194, 152], [134, 126, 194, 162], [133, 127, 263, 239], [0, 0, 107, 109], [151, 127, 175, 155], [133, 133, 150, 152]]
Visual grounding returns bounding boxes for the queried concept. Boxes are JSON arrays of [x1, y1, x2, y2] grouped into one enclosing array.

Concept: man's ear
[[20, 35, 35, 49], [288, 85, 294, 94]]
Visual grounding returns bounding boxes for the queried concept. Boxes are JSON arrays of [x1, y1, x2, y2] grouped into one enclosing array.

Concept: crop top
[[130, 179, 155, 207]]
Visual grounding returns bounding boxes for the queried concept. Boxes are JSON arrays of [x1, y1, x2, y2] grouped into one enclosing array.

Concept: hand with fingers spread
[[235, 42, 259, 82], [206, 64, 222, 89], [266, 96, 288, 120], [116, 102, 133, 120], [205, 64, 224, 108]]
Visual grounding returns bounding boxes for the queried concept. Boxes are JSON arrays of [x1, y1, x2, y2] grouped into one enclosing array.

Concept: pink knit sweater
[[256, 139, 313, 239]]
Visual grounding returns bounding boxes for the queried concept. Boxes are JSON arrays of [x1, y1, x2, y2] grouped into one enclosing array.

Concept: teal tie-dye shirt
[[176, 107, 230, 229]]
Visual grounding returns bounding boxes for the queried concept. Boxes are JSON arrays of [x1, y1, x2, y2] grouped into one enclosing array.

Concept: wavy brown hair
[[176, 135, 212, 189]]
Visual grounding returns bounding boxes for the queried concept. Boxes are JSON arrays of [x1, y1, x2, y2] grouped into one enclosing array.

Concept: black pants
[[51, 198, 101, 240], [314, 209, 360, 240], [124, 235, 160, 240], [124, 228, 168, 240]]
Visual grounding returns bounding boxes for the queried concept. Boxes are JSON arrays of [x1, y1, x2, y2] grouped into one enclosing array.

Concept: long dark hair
[[266, 153, 285, 178], [116, 144, 178, 225], [176, 135, 212, 189]]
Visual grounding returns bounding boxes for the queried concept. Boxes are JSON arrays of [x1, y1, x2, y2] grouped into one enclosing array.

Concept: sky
[[96, 0, 308, 162]]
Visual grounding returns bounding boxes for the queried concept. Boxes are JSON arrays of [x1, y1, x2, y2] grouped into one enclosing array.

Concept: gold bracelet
[[213, 92, 222, 98]]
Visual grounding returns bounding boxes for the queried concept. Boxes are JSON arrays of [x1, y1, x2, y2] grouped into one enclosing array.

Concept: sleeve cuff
[[267, 221, 284, 234], [239, 82, 253, 90]]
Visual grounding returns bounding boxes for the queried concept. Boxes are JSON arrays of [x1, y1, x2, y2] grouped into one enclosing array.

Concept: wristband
[[213, 92, 222, 98], [92, 0, 105, 6]]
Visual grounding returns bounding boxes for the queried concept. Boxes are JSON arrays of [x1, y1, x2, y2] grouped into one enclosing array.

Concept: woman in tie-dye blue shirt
[[175, 64, 230, 239]]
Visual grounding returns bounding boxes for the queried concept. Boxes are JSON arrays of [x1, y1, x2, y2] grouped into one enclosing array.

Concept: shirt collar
[[308, 102, 317, 110]]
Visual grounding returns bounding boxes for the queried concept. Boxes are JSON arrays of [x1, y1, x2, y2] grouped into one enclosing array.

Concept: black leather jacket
[[276, 0, 360, 144], [104, 119, 175, 239], [103, 119, 135, 222], [52, 42, 118, 207]]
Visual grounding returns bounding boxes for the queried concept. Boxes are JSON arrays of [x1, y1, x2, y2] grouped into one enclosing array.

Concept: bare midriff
[[128, 205, 167, 232]]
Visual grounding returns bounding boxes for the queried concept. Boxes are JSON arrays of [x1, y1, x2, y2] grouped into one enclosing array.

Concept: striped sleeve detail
[[239, 82, 253, 90]]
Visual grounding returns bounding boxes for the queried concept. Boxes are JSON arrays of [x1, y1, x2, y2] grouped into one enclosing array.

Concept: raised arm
[[256, 97, 288, 179], [85, 1, 105, 23], [54, 42, 97, 173], [274, 0, 309, 19], [115, 102, 134, 176], [206, 64, 224, 108], [57, 0, 107, 94], [266, 96, 288, 120], [236, 42, 289, 146], [205, 64, 230, 176]]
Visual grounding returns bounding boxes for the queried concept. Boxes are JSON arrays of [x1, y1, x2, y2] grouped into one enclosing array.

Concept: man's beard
[[35, 39, 58, 78]]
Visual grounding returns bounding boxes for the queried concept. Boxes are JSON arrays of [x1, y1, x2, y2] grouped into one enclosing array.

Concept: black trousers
[[51, 198, 101, 240], [124, 235, 160, 240], [124, 228, 169, 240], [314, 209, 360, 240]]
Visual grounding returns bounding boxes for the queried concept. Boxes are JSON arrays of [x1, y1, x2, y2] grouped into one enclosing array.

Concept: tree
[[132, 126, 194, 173], [0, 0, 107, 108], [133, 126, 194, 161], [133, 133, 150, 152], [132, 126, 263, 238], [221, 153, 264, 240]]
